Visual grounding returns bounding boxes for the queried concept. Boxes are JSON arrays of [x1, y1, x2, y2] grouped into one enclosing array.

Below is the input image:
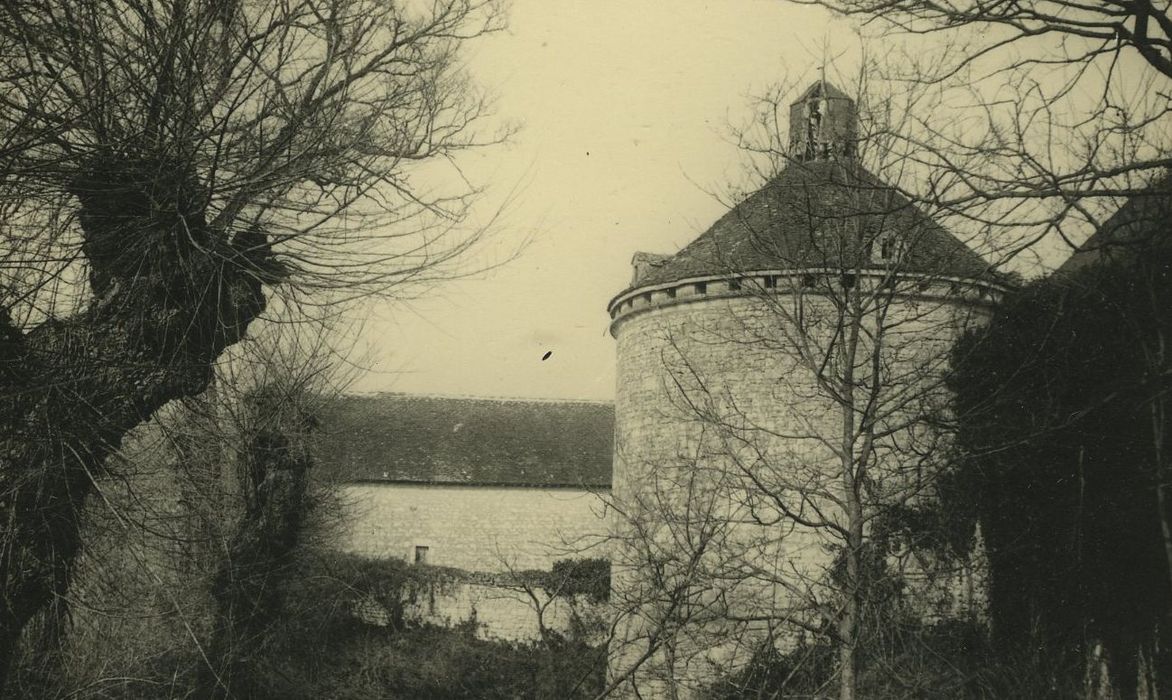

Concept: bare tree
[[785, 0, 1171, 261], [606, 76, 1005, 699], [0, 0, 505, 689], [800, 0, 1172, 81]]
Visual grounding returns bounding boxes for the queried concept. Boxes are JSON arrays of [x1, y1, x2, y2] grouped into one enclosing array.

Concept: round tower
[[605, 81, 1009, 697]]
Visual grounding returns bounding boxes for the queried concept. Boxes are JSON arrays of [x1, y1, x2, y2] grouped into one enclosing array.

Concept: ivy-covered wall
[[950, 247, 1172, 695], [352, 558, 611, 645]]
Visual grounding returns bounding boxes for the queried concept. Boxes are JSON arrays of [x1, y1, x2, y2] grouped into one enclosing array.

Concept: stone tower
[[605, 80, 1007, 697]]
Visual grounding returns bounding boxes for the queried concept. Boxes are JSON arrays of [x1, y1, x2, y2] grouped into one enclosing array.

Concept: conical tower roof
[[630, 159, 998, 290]]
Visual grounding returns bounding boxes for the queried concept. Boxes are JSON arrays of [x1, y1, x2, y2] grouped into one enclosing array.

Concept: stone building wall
[[607, 278, 994, 697], [340, 483, 610, 572]]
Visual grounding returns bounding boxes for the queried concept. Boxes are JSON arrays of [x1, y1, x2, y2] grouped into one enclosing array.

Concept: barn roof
[[628, 160, 999, 291], [312, 393, 613, 488]]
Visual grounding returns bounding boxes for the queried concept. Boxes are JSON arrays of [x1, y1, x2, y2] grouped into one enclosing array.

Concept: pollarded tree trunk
[[0, 154, 276, 692]]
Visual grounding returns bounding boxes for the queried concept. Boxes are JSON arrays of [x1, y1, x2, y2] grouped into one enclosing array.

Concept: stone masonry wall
[[340, 483, 610, 572]]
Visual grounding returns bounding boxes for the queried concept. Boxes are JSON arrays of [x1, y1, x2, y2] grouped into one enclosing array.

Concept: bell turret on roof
[[789, 79, 857, 162]]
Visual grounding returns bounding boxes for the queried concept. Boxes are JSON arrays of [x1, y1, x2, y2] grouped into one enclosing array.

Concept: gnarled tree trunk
[[0, 154, 276, 691]]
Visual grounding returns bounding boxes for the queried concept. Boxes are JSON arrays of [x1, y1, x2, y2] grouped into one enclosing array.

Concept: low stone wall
[[354, 567, 609, 646]]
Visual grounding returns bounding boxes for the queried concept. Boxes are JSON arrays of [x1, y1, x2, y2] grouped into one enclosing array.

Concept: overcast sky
[[347, 1, 864, 401]]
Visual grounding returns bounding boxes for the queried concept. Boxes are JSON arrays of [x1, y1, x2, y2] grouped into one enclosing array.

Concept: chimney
[[631, 252, 670, 286]]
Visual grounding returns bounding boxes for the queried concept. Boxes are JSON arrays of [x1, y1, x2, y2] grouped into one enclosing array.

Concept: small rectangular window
[[695, 282, 707, 295], [728, 278, 741, 292], [763, 276, 776, 289], [666, 287, 677, 299], [414, 545, 429, 565]]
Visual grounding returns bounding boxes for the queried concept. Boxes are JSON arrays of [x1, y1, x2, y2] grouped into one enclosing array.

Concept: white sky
[[347, 1, 865, 401]]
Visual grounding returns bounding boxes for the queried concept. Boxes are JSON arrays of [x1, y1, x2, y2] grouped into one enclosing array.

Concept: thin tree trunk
[[838, 427, 862, 700], [837, 639, 857, 700], [837, 498, 863, 700], [837, 293, 863, 700]]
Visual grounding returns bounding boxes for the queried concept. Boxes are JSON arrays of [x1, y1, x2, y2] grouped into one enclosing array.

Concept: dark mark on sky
[[542, 351, 553, 361]]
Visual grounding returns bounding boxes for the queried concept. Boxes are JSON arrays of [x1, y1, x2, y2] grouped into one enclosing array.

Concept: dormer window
[[875, 232, 901, 262]]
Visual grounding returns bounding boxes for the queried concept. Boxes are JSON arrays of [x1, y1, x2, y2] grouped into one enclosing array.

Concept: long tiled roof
[[313, 394, 613, 488], [629, 160, 998, 291]]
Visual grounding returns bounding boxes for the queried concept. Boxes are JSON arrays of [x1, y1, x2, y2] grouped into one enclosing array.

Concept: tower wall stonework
[[606, 275, 998, 697]]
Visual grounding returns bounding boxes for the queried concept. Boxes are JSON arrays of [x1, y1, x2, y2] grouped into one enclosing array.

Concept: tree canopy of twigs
[[0, 0, 505, 691], [780, 1, 1171, 267], [800, 0, 1172, 81]]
